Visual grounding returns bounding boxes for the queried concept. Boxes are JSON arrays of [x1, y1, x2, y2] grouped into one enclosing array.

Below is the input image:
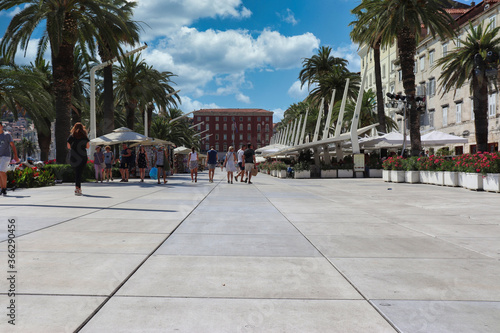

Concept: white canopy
[[360, 132, 410, 149], [90, 127, 148, 145], [421, 130, 468, 146], [174, 146, 191, 154], [129, 137, 175, 147]]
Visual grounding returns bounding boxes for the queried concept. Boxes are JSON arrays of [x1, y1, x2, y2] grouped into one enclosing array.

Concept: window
[[215, 144, 219, 151], [247, 134, 251, 140], [398, 70, 402, 82], [257, 133, 261, 142], [427, 78, 436, 97], [265, 134, 269, 142], [489, 15, 496, 29], [215, 124, 219, 130], [442, 43, 448, 57], [257, 124, 261, 132], [205, 124, 209, 131], [443, 107, 448, 126], [391, 61, 395, 72], [265, 124, 269, 132], [215, 116, 219, 121], [489, 93, 496, 116], [456, 36, 461, 48], [215, 134, 219, 140], [239, 134, 243, 140], [223, 134, 227, 140], [382, 64, 386, 79], [239, 124, 243, 131], [248, 117, 251, 121], [417, 82, 425, 96], [471, 99, 475, 120], [239, 117, 243, 121], [197, 117, 201, 121], [456, 103, 462, 123], [429, 50, 435, 65], [224, 117, 227, 121], [223, 124, 227, 131], [206, 116, 209, 121], [247, 124, 251, 131], [205, 144, 209, 151], [420, 56, 425, 72], [429, 110, 435, 128], [223, 144, 227, 151], [257, 117, 261, 121], [414, 60, 417, 73]]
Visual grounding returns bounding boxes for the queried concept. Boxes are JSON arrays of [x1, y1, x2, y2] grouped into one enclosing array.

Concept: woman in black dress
[[67, 122, 90, 196], [136, 145, 149, 182]]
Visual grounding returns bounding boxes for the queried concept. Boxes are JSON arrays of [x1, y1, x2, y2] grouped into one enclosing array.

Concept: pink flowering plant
[[382, 156, 404, 170]]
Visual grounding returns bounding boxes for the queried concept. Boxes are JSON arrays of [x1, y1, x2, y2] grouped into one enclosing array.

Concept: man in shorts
[[235, 144, 246, 182], [206, 146, 218, 183], [0, 122, 19, 196], [119, 143, 132, 182], [243, 143, 256, 184]]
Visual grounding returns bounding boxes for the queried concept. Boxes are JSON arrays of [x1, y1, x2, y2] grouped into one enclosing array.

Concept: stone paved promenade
[[0, 169, 499, 332]]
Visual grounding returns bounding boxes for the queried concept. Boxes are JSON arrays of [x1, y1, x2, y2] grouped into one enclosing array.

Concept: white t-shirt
[[189, 152, 198, 161], [237, 149, 244, 163]]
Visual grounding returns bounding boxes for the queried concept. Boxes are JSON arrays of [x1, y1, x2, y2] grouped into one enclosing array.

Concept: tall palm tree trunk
[[472, 77, 489, 152], [398, 27, 421, 156], [37, 118, 52, 162], [102, 65, 115, 134], [373, 42, 386, 133], [147, 104, 154, 135], [53, 41, 75, 164], [125, 102, 137, 130]]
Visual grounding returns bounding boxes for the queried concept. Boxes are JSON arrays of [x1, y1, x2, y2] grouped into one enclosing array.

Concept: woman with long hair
[[136, 145, 149, 182], [188, 146, 198, 182], [223, 146, 238, 184], [67, 122, 89, 196], [93, 146, 104, 183]]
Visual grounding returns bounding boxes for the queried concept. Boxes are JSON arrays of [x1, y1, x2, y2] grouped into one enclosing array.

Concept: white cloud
[[236, 93, 251, 104], [179, 96, 220, 113], [132, 0, 252, 41], [287, 80, 309, 101], [330, 43, 361, 72], [278, 8, 298, 26], [272, 108, 286, 122]]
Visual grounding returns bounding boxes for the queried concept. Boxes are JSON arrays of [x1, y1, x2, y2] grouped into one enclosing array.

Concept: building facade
[[359, 0, 500, 154], [192, 109, 274, 156]]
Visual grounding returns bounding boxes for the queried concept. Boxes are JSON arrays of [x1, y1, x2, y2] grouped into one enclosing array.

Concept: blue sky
[[0, 0, 473, 122]]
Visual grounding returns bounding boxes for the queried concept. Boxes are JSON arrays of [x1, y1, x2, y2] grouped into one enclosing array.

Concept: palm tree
[[339, 89, 398, 133], [98, 0, 141, 135], [150, 110, 198, 149], [114, 55, 180, 131], [350, 7, 386, 132], [436, 22, 500, 152], [0, 0, 133, 163], [0, 61, 54, 161], [352, 0, 456, 156]]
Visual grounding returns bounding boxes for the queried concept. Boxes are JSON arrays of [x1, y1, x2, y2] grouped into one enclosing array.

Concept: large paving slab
[[0, 170, 498, 332]]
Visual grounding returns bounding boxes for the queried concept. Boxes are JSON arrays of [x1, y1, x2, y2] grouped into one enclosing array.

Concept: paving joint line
[[74, 177, 222, 332], [254, 180, 402, 333]]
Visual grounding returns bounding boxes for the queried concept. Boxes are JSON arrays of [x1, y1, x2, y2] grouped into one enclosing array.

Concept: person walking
[[223, 146, 238, 184], [119, 143, 132, 182], [188, 146, 199, 182], [67, 122, 89, 196], [154, 146, 168, 184], [137, 145, 149, 182], [243, 143, 256, 184], [0, 122, 19, 196], [235, 144, 246, 182], [103, 146, 114, 182], [206, 146, 218, 183], [93, 146, 105, 183]]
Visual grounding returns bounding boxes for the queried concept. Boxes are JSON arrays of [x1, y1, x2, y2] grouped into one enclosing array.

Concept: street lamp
[[386, 93, 408, 155]]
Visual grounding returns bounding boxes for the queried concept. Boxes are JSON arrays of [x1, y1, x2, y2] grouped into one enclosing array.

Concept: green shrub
[[7, 167, 55, 188]]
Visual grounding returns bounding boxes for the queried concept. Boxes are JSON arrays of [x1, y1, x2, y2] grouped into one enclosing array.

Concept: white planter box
[[483, 173, 500, 192], [429, 171, 444, 186], [390, 170, 405, 183], [271, 170, 277, 177], [382, 170, 391, 182], [463, 173, 483, 191], [444, 171, 458, 187], [369, 169, 383, 178], [338, 169, 353, 178], [420, 171, 430, 184], [277, 170, 287, 178], [321, 169, 337, 178], [405, 171, 420, 183], [294, 170, 310, 179], [355, 171, 365, 178], [457, 172, 465, 187]]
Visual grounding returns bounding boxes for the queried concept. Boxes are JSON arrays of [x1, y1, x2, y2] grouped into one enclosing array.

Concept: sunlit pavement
[[1, 169, 499, 332]]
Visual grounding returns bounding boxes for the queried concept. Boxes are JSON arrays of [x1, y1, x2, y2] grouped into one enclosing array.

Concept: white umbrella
[[174, 146, 191, 154], [360, 132, 410, 148], [421, 130, 468, 146], [90, 127, 148, 145], [129, 137, 175, 147]]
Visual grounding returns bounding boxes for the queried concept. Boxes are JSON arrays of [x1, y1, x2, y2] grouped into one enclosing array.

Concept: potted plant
[[337, 156, 354, 178], [293, 161, 311, 179], [402, 157, 420, 183], [382, 156, 405, 182], [477, 152, 500, 192], [367, 153, 383, 178], [320, 160, 337, 178]]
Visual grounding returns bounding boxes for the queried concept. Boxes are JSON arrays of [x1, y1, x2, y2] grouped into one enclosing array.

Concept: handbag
[[251, 167, 258, 176], [149, 167, 158, 180]]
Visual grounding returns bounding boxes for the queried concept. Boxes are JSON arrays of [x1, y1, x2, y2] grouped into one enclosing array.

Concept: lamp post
[[386, 93, 408, 156]]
